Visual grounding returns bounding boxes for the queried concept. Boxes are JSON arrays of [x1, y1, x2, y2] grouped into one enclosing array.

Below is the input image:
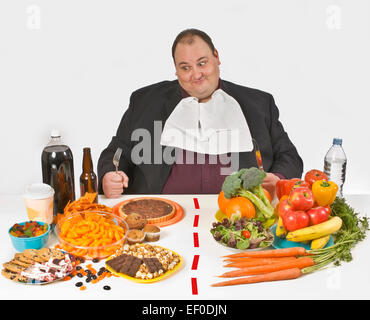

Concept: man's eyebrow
[[178, 56, 208, 66]]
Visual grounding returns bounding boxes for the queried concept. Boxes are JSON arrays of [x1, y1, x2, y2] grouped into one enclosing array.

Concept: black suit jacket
[[97, 79, 303, 194]]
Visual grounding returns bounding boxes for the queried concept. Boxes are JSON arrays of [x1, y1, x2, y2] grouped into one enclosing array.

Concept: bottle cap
[[23, 183, 55, 200], [50, 130, 61, 138], [333, 138, 342, 146]]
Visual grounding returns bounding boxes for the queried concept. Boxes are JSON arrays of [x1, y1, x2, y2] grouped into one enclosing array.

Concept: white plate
[[13, 252, 75, 285]]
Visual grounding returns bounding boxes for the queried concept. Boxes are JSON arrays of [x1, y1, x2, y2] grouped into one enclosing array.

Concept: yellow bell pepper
[[311, 180, 338, 206]]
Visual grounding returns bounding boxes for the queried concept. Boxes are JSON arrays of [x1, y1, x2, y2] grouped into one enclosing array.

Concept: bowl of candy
[[9, 221, 50, 251], [55, 211, 129, 260]]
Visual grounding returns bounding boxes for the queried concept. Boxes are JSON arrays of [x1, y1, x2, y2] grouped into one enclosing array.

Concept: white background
[[1, 0, 370, 196]]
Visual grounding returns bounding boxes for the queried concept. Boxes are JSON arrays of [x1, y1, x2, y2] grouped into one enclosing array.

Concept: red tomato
[[283, 210, 310, 231], [304, 169, 328, 187], [242, 230, 251, 238], [278, 198, 293, 218], [289, 187, 314, 211], [307, 207, 330, 225]]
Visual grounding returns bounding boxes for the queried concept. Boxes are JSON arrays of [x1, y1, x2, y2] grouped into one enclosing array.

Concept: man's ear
[[214, 49, 221, 65]]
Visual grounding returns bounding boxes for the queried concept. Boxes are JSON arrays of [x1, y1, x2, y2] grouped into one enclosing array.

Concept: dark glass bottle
[[79, 147, 98, 203], [41, 130, 76, 218]]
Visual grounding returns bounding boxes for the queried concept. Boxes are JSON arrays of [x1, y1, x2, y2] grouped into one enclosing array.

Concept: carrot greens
[[303, 197, 369, 273]]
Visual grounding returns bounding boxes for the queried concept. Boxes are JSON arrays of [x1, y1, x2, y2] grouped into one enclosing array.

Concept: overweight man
[[97, 29, 303, 198]]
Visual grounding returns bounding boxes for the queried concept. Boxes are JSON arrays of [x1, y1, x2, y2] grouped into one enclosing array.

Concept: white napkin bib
[[160, 89, 253, 155]]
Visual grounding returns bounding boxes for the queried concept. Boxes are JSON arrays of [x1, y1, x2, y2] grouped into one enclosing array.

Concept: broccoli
[[222, 167, 274, 220]]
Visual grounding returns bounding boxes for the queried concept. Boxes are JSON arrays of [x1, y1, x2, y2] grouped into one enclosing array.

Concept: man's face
[[174, 36, 221, 102]]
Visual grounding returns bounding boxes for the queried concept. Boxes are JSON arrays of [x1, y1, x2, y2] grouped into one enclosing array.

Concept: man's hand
[[102, 171, 129, 198], [262, 172, 280, 201]]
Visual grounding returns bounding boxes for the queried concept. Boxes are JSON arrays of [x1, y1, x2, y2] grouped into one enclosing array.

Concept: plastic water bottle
[[323, 138, 347, 198]]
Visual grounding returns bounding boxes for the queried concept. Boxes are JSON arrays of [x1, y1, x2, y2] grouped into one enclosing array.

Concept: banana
[[311, 235, 331, 249], [276, 216, 287, 238], [286, 216, 342, 242]]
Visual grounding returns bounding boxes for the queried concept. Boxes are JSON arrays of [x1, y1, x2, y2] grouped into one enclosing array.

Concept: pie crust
[[119, 198, 176, 224]]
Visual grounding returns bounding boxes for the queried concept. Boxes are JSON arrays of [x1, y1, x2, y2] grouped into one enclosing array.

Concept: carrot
[[211, 268, 303, 287], [219, 257, 314, 278], [223, 257, 269, 263], [223, 257, 298, 263], [222, 247, 306, 259], [224, 257, 297, 268], [223, 256, 288, 262]]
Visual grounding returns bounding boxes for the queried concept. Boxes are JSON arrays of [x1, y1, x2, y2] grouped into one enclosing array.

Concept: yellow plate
[[105, 244, 183, 283]]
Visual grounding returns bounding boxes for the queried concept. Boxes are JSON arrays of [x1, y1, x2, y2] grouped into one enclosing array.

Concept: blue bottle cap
[[333, 138, 342, 145]]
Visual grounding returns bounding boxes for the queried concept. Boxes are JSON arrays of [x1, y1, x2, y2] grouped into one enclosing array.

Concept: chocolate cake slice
[[142, 257, 164, 273], [106, 254, 142, 278]]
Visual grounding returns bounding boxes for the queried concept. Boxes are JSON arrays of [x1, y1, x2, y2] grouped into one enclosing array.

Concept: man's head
[[172, 29, 221, 102]]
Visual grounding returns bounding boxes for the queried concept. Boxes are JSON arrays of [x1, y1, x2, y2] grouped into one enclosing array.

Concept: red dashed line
[[191, 255, 200, 270], [192, 198, 199, 295], [191, 278, 198, 295], [193, 215, 199, 227], [193, 198, 200, 209], [193, 232, 199, 247]]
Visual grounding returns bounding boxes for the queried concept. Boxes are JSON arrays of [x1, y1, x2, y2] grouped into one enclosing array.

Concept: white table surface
[[0, 193, 369, 300]]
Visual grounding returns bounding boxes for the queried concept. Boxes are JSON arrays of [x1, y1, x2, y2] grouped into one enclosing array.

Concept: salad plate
[[210, 216, 274, 251]]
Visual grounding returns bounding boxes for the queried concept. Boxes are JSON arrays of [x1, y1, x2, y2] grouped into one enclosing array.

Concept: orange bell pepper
[[311, 180, 338, 206]]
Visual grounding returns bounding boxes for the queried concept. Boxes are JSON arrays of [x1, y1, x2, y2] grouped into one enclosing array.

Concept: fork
[[113, 147, 123, 174], [252, 138, 264, 171]]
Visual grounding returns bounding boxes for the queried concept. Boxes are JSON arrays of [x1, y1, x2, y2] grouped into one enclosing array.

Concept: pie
[[118, 198, 176, 224]]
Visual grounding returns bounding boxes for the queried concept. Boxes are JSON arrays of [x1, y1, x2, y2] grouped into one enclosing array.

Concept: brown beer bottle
[[80, 147, 98, 203]]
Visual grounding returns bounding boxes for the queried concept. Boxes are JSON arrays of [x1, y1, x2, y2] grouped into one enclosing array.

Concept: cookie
[[49, 249, 65, 260], [15, 253, 37, 265], [22, 249, 45, 263], [38, 248, 54, 262], [3, 262, 26, 274], [10, 258, 31, 269], [1, 269, 28, 283]]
